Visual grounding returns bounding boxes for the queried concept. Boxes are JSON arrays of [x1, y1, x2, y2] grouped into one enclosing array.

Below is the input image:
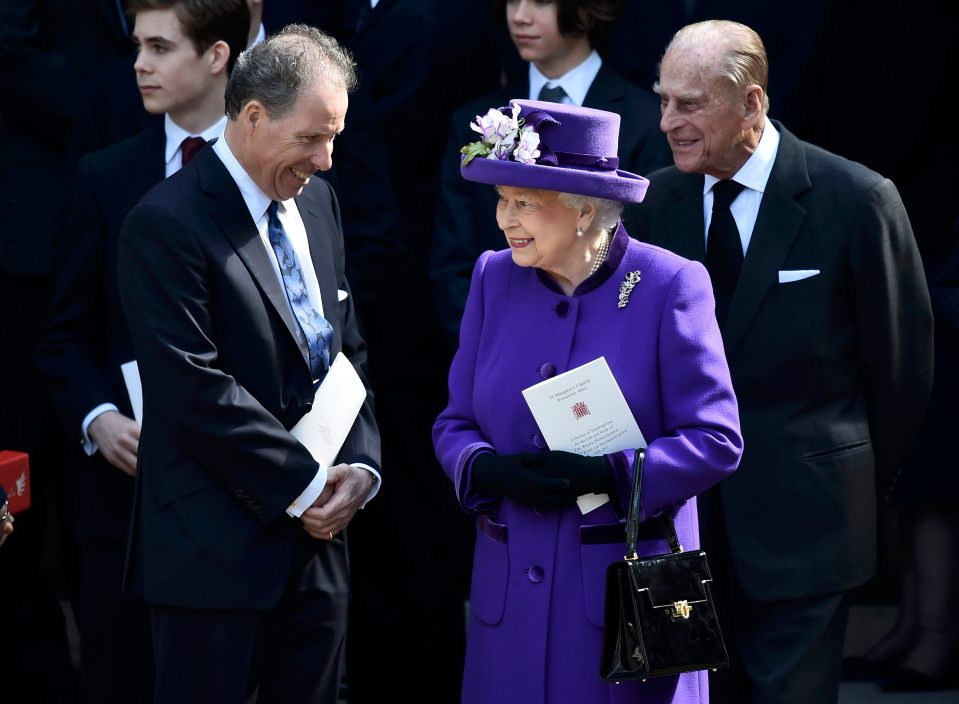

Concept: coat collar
[[722, 120, 811, 355], [653, 120, 812, 356]]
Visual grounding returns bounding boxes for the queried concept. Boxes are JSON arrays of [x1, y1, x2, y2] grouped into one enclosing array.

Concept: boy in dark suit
[[635, 19, 934, 704], [37, 1, 250, 701]]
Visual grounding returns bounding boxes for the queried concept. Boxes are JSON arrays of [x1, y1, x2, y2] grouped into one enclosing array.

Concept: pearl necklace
[[588, 229, 610, 277]]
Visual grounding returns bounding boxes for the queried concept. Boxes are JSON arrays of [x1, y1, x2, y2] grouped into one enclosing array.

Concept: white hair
[[557, 192, 624, 234]]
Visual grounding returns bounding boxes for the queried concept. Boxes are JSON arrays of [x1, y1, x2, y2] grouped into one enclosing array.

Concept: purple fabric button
[[539, 362, 556, 379], [555, 300, 570, 317], [533, 433, 547, 449], [527, 566, 545, 583]]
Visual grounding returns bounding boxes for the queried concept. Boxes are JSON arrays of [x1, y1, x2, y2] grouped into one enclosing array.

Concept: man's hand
[[88, 410, 140, 477], [0, 502, 13, 548], [300, 464, 375, 541]]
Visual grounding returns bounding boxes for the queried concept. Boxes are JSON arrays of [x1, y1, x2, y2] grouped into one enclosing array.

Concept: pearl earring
[[576, 226, 584, 237]]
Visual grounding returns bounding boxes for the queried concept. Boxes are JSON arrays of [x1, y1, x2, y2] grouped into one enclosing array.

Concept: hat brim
[[460, 155, 649, 204]]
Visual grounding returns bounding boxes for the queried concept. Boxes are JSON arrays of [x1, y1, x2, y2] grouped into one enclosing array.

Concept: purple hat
[[459, 98, 649, 204]]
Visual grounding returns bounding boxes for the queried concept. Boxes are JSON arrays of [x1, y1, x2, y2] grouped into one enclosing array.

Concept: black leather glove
[[522, 450, 613, 496], [471, 452, 575, 509]]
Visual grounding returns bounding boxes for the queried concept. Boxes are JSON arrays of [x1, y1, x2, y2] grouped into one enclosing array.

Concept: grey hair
[[225, 24, 357, 120], [557, 193, 624, 234], [665, 20, 770, 114]]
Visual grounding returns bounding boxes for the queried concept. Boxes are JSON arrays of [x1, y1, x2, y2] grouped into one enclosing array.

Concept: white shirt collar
[[703, 119, 780, 195], [212, 130, 281, 224], [528, 50, 602, 107], [250, 23, 265, 48], [164, 114, 228, 167]]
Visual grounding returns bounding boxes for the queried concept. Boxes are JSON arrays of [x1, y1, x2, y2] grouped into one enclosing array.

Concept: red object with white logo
[[0, 450, 30, 514]]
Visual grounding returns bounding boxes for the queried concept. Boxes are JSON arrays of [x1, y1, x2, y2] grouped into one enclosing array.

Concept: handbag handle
[[625, 449, 682, 560]]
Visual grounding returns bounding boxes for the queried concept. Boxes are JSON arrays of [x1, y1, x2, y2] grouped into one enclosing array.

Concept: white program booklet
[[290, 352, 366, 467], [522, 357, 646, 514], [121, 360, 143, 425]]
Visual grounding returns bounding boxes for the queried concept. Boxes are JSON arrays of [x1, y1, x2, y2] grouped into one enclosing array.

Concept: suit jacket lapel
[[196, 149, 309, 364], [723, 122, 811, 355], [117, 126, 165, 213], [141, 126, 166, 195], [582, 62, 624, 112]]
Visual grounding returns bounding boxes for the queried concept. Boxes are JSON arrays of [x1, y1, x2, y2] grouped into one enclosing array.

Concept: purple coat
[[433, 227, 742, 704]]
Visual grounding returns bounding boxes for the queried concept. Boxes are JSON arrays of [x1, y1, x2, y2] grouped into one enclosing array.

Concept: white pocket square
[[778, 269, 820, 284], [337, 289, 349, 302]]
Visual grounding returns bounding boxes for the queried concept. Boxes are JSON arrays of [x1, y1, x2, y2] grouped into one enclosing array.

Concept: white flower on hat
[[512, 128, 541, 165], [462, 103, 541, 166]]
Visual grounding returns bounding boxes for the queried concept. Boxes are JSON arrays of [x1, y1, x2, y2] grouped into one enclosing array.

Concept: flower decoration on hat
[[461, 103, 560, 167]]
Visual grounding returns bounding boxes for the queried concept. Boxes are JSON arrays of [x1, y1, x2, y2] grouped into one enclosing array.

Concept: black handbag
[[600, 449, 729, 682]]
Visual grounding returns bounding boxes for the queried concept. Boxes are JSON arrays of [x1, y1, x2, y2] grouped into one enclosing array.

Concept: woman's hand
[[523, 451, 613, 496], [471, 452, 574, 508]]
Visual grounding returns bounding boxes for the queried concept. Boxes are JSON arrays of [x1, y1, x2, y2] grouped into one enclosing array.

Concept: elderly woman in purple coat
[[432, 99, 742, 704]]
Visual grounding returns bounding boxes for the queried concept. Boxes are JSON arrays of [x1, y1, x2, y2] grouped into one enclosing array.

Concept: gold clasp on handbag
[[667, 600, 692, 621]]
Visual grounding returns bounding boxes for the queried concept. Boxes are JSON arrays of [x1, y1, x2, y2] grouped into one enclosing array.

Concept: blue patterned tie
[[267, 201, 333, 381]]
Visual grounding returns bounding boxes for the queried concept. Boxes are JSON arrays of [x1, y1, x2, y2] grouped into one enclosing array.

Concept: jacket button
[[304, 401, 313, 412], [533, 433, 547, 449], [555, 301, 569, 318], [526, 566, 545, 583], [539, 362, 556, 379]]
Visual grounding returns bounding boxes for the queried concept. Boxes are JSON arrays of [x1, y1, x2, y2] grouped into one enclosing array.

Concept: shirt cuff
[[286, 464, 329, 518], [352, 462, 381, 508], [286, 462, 382, 518], [81, 403, 120, 456]]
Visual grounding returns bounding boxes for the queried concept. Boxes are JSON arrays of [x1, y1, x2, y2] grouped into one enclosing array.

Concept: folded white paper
[[778, 269, 820, 283], [290, 352, 366, 467], [522, 357, 646, 514], [121, 360, 143, 425]]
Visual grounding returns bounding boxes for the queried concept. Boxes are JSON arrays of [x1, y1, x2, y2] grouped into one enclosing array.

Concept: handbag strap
[[625, 449, 683, 560]]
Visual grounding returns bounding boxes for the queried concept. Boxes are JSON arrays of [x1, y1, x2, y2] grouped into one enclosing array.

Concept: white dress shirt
[[163, 114, 227, 177], [528, 50, 602, 107], [702, 121, 781, 255]]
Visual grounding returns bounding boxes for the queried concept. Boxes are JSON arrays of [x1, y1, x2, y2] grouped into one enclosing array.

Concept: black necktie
[[537, 84, 567, 103], [705, 179, 746, 326], [180, 136, 205, 166]]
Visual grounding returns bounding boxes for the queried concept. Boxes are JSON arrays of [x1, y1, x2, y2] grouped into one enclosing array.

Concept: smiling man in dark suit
[[635, 20, 934, 704], [116, 24, 381, 704], [37, 1, 249, 701]]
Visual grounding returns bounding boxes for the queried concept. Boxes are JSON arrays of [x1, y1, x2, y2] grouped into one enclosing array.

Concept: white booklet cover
[[121, 360, 143, 425], [522, 357, 646, 513], [290, 352, 366, 467]]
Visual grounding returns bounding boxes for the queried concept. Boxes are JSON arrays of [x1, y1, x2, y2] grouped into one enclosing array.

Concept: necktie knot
[[711, 179, 745, 210], [537, 84, 568, 103], [180, 136, 206, 165]]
